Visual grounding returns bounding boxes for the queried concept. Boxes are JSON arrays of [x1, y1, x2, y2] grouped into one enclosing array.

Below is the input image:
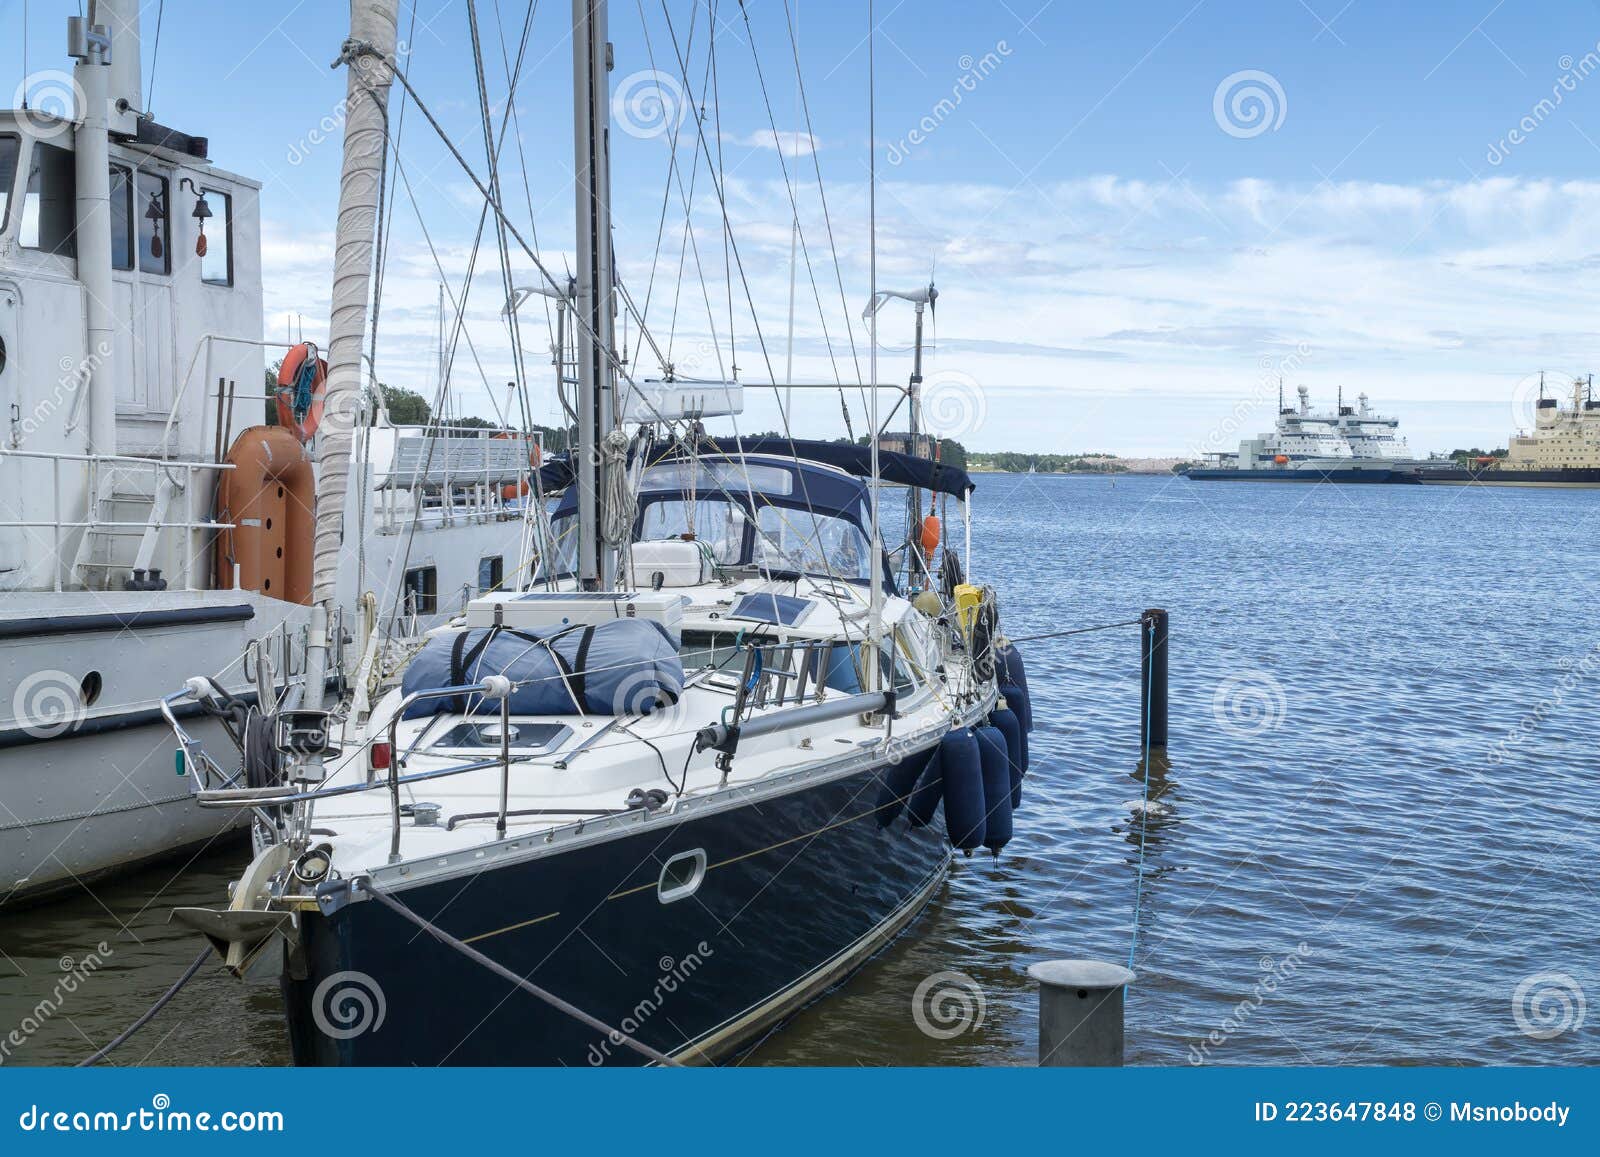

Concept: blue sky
[[9, 0, 1600, 454]]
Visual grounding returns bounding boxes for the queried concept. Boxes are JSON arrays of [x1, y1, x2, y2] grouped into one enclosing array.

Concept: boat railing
[[0, 447, 235, 591]]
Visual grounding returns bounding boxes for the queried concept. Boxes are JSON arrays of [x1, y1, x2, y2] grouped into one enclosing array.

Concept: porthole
[[657, 849, 707, 904], [80, 671, 103, 706]]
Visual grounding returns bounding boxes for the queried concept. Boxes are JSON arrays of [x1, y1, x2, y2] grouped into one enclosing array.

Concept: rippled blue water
[[3, 473, 1596, 1065]]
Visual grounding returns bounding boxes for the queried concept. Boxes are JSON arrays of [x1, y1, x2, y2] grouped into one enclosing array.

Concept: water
[[4, 474, 1598, 1066]]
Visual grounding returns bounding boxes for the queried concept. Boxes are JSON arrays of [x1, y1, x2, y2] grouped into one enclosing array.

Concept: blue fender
[[975, 724, 1014, 855], [989, 706, 1026, 809]]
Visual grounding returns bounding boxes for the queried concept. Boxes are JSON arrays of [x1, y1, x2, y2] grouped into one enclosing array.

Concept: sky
[[9, 0, 1600, 455]]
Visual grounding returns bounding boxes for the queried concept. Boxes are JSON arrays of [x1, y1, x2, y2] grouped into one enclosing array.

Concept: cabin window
[[109, 165, 134, 270], [136, 170, 169, 275], [754, 505, 871, 581], [200, 186, 232, 285], [0, 135, 17, 232], [638, 498, 748, 563], [19, 141, 76, 256], [478, 555, 504, 593], [403, 566, 438, 615]]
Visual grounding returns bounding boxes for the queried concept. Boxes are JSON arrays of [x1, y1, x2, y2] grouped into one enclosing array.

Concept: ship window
[[478, 555, 504, 593], [0, 135, 17, 232], [755, 505, 871, 581], [403, 566, 438, 615], [109, 165, 134, 270], [200, 186, 232, 285], [137, 170, 169, 275], [19, 141, 76, 256], [639, 498, 749, 564]]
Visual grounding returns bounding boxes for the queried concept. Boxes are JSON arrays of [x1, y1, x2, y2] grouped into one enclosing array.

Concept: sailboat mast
[[572, 0, 617, 590], [305, 0, 399, 712]]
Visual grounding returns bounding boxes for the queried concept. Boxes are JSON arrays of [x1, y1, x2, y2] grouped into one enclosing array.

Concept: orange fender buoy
[[920, 513, 941, 558], [275, 342, 328, 444], [215, 426, 315, 604], [495, 434, 544, 500]]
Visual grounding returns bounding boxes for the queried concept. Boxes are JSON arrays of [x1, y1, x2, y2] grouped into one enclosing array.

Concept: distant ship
[[1185, 385, 1425, 483], [1421, 375, 1600, 487]]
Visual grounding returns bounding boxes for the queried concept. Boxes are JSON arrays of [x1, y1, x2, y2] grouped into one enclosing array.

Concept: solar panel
[[730, 592, 814, 627]]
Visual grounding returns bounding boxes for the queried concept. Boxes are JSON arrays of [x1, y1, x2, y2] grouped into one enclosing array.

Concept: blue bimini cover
[[400, 618, 684, 719]]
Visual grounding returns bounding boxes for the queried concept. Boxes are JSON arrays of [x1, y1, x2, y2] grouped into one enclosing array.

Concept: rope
[[1005, 619, 1144, 644], [77, 948, 210, 1067], [362, 882, 682, 1065]]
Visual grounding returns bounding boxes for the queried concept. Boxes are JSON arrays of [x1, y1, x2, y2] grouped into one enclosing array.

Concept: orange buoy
[[496, 435, 544, 500], [1273, 454, 1289, 465], [920, 512, 941, 557], [274, 342, 327, 444], [215, 426, 315, 604]]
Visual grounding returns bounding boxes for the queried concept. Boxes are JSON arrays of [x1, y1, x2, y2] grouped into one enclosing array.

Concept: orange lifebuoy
[[494, 433, 543, 500], [274, 342, 327, 444]]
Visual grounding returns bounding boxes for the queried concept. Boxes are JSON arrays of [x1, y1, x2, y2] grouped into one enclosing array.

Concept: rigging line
[[362, 884, 681, 1065], [777, 0, 868, 423], [651, 3, 875, 617], [628, 0, 699, 369], [76, 947, 208, 1067], [493, 0, 557, 393], [709, 1, 738, 382], [146, 0, 165, 114], [654, 5, 779, 386], [468, 0, 534, 439], [737, 0, 860, 414]]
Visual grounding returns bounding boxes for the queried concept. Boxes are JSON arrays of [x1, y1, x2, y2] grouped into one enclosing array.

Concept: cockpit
[[544, 454, 882, 588]]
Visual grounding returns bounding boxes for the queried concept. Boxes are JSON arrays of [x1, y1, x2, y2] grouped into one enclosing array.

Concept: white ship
[[1187, 385, 1424, 483], [0, 3, 543, 906]]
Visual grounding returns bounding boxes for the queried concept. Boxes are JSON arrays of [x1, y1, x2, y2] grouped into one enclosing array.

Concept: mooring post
[[1029, 959, 1136, 1067], [1139, 608, 1169, 753]]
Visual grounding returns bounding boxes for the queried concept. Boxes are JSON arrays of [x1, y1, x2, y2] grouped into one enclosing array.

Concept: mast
[[304, 0, 399, 711], [572, 0, 617, 590], [866, 0, 883, 691]]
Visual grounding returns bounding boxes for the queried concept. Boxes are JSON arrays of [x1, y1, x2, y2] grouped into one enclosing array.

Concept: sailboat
[[162, 0, 1034, 1065]]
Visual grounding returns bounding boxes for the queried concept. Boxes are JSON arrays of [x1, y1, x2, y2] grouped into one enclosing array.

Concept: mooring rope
[[77, 947, 211, 1067], [363, 882, 682, 1066], [1004, 618, 1144, 644]]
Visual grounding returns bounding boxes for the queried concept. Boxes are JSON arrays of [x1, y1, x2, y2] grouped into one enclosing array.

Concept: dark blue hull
[[284, 748, 950, 1066], [1419, 465, 1600, 486], [1184, 466, 1420, 484]]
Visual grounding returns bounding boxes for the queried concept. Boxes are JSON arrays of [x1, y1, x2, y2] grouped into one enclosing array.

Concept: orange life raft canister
[[215, 426, 315, 604]]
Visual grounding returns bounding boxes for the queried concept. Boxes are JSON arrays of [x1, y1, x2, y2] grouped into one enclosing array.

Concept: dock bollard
[[1028, 959, 1136, 1067], [1139, 608, 1169, 753]]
